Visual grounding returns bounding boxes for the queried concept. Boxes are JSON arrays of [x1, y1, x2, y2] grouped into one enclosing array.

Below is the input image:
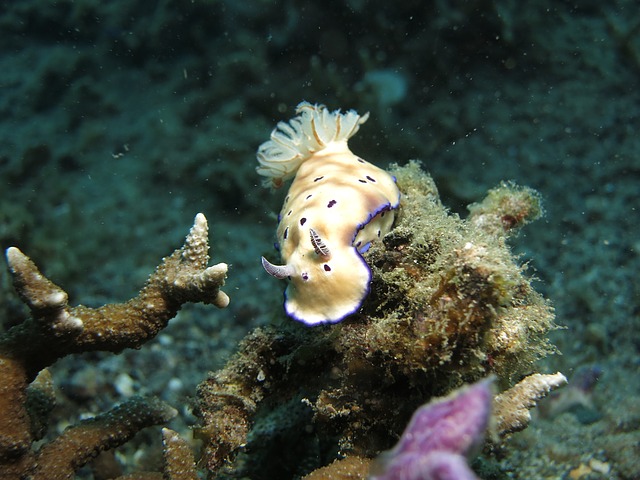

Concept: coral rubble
[[0, 213, 228, 479], [195, 162, 561, 478]]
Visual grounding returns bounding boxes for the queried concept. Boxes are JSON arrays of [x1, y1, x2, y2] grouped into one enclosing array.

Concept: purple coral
[[369, 378, 493, 480]]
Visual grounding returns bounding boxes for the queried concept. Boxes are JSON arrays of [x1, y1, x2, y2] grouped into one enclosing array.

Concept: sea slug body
[[257, 102, 401, 325]]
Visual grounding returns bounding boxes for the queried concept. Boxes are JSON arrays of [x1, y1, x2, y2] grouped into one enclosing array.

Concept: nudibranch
[[257, 102, 401, 326]]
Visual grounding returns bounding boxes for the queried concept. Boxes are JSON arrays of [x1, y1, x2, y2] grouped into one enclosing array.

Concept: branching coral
[[161, 427, 199, 480], [0, 213, 228, 480], [493, 371, 568, 437], [195, 162, 562, 479]]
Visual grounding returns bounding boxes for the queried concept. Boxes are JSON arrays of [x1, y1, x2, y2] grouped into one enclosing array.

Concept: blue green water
[[1, 1, 638, 478]]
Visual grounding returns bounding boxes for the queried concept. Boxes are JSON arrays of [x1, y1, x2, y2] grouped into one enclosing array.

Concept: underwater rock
[[196, 161, 559, 477]]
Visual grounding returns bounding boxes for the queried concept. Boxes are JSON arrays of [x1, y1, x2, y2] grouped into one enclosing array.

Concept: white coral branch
[[494, 372, 567, 437]]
